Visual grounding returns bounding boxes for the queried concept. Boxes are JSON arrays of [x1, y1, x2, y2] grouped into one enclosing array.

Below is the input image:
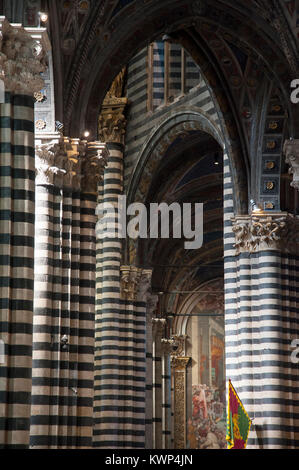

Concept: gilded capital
[[161, 338, 175, 355], [81, 142, 109, 193], [232, 213, 299, 254], [98, 68, 128, 144], [0, 18, 48, 95], [284, 139, 299, 190], [171, 356, 191, 371]]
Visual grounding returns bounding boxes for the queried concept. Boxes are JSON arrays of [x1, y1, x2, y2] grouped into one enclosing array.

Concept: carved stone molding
[[284, 139, 299, 191], [0, 18, 49, 95], [232, 213, 299, 254], [81, 142, 109, 193]]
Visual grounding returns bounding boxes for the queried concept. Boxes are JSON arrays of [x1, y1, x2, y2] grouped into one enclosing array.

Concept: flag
[[226, 380, 252, 449]]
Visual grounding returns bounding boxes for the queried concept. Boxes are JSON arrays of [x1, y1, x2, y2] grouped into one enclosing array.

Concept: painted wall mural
[[188, 384, 226, 449]]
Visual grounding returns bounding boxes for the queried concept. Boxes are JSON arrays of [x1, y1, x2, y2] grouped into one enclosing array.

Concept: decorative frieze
[[232, 213, 299, 254], [0, 18, 49, 95], [284, 139, 299, 190]]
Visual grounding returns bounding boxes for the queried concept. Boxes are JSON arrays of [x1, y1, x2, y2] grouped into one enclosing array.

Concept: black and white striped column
[[93, 142, 125, 447], [226, 212, 299, 449], [30, 139, 107, 448], [0, 19, 47, 449]]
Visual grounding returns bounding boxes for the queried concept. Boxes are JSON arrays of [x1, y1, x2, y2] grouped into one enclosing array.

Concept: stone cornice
[[232, 212, 299, 254], [284, 139, 299, 191], [0, 17, 49, 95]]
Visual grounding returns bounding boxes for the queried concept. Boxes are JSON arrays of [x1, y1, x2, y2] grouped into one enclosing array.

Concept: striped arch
[[127, 108, 228, 206]]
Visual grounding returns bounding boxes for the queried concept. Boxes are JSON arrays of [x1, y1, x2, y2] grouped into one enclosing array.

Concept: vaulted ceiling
[[47, 0, 299, 139]]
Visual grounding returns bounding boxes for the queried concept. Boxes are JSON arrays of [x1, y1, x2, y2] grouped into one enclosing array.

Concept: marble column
[[93, 80, 136, 447], [0, 18, 48, 448], [145, 294, 158, 449], [30, 139, 107, 448], [228, 212, 299, 448], [152, 318, 167, 449]]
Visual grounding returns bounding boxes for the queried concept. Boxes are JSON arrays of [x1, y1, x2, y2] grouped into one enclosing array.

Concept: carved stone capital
[[120, 265, 140, 302], [120, 266, 153, 302], [284, 139, 299, 190], [98, 100, 128, 145], [0, 18, 48, 95], [137, 269, 153, 302], [146, 294, 159, 317], [35, 137, 91, 191], [81, 142, 109, 193], [232, 213, 299, 254]]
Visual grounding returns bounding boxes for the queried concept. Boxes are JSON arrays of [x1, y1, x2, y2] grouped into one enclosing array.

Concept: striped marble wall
[[124, 44, 218, 190]]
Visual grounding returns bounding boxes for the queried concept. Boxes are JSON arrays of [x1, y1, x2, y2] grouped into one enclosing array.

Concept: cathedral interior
[[0, 0, 299, 450]]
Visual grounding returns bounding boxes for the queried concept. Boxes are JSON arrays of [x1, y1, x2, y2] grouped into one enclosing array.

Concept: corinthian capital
[[232, 213, 299, 254], [120, 266, 140, 302], [35, 137, 85, 190], [98, 101, 128, 145], [284, 139, 299, 190], [136, 269, 153, 302], [0, 18, 49, 95], [81, 142, 109, 193]]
